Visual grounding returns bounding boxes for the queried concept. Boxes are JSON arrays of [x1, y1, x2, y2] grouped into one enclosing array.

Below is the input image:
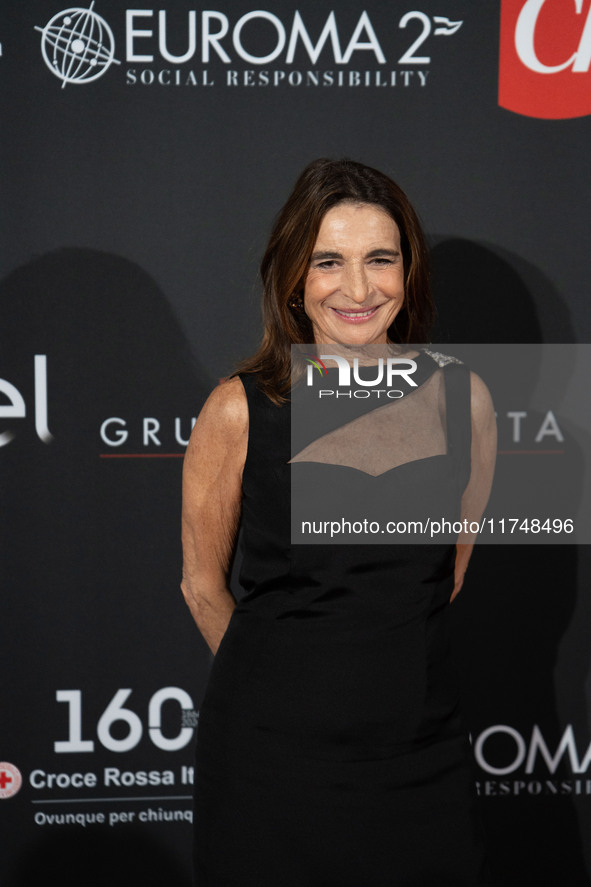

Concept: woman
[[182, 158, 497, 885]]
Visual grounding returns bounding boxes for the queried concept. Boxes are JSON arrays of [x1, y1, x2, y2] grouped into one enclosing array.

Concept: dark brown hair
[[235, 158, 434, 402]]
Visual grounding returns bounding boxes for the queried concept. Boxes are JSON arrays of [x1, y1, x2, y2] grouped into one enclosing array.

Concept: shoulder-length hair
[[235, 158, 434, 403]]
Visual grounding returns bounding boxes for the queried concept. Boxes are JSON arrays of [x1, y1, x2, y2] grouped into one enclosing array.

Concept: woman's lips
[[330, 305, 380, 322]]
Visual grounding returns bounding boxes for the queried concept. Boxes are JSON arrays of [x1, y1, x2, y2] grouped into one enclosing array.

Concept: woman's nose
[[342, 262, 370, 303]]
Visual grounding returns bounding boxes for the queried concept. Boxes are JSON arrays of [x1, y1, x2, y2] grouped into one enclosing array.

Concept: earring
[[288, 293, 304, 310]]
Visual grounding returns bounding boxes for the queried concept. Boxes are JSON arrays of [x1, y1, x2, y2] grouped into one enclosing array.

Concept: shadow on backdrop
[[430, 237, 574, 344], [430, 238, 590, 885], [0, 250, 212, 887]]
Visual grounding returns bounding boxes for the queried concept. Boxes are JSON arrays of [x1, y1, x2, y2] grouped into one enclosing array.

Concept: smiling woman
[[230, 157, 434, 403], [182, 159, 495, 886], [303, 202, 405, 344]]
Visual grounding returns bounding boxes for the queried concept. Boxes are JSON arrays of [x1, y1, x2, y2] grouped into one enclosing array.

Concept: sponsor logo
[[474, 723, 591, 796], [0, 356, 194, 455], [0, 762, 23, 799], [54, 687, 197, 753], [499, 0, 591, 119], [475, 723, 591, 775], [0, 356, 53, 447], [99, 416, 195, 453], [35, 5, 462, 90], [35, 2, 121, 88]]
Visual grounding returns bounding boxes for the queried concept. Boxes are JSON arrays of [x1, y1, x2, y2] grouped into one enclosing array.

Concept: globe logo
[[35, 2, 120, 88]]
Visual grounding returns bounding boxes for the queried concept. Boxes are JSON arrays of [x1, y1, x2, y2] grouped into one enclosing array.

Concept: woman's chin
[[332, 327, 388, 346]]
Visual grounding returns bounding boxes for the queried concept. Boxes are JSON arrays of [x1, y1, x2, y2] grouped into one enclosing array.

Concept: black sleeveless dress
[[193, 352, 492, 886]]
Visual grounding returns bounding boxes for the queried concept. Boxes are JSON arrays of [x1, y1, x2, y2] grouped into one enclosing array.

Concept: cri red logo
[[0, 762, 22, 800], [499, 0, 591, 118]]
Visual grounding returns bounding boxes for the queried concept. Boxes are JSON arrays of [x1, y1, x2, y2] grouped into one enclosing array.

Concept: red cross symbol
[[0, 770, 13, 790]]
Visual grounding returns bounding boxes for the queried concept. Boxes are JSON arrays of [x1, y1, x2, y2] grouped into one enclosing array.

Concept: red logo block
[[499, 0, 591, 119]]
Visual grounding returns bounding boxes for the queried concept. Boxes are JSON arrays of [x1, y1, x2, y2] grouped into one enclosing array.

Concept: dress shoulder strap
[[237, 372, 280, 415], [237, 371, 256, 402], [237, 372, 289, 463], [442, 362, 472, 493]]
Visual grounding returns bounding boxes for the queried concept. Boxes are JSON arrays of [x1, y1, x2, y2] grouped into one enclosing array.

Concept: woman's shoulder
[[213, 374, 248, 410], [468, 370, 495, 426], [193, 375, 248, 443]]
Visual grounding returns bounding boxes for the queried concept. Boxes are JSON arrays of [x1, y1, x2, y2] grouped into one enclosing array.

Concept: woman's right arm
[[180, 376, 248, 655]]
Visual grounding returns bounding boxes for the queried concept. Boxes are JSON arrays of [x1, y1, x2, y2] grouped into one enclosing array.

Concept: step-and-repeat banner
[[1, 2, 590, 884]]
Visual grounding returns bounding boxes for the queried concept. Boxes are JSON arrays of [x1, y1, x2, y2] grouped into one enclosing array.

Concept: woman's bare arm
[[452, 371, 497, 601], [181, 376, 248, 654]]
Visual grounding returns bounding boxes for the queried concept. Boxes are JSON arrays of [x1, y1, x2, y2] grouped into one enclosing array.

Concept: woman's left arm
[[451, 371, 497, 601]]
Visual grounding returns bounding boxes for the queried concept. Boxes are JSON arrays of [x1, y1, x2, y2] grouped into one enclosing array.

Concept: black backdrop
[[2, 2, 591, 884]]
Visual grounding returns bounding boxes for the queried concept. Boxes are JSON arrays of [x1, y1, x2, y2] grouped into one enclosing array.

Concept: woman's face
[[303, 202, 405, 346]]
